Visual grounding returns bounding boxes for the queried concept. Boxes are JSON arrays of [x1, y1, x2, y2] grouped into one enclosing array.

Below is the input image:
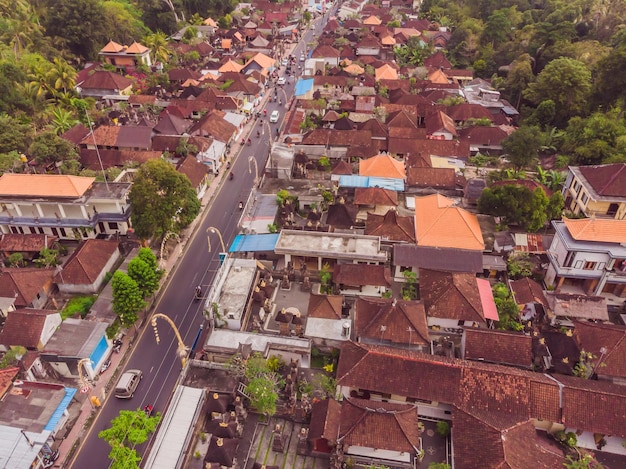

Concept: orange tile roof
[[219, 59, 243, 73], [562, 217, 626, 244], [100, 40, 124, 53], [221, 38, 232, 49], [0, 174, 95, 198], [414, 194, 484, 250], [375, 64, 398, 81], [125, 41, 149, 54], [247, 52, 275, 69], [428, 68, 449, 84], [359, 154, 406, 179], [363, 16, 382, 25]]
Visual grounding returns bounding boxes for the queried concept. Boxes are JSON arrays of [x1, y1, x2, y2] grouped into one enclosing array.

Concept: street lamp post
[[206, 226, 226, 253], [150, 313, 189, 368]]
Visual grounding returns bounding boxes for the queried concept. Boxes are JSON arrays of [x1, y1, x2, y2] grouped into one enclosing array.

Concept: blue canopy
[[294, 78, 314, 97], [338, 175, 405, 191], [229, 233, 280, 253]]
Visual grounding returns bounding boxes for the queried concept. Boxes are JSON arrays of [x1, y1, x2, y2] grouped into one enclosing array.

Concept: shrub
[[61, 296, 97, 320], [436, 420, 451, 437]]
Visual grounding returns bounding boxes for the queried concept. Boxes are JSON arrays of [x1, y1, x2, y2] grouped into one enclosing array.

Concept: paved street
[[68, 20, 319, 469]]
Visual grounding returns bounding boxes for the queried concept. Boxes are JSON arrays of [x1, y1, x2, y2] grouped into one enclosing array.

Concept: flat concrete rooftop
[[274, 230, 386, 262]]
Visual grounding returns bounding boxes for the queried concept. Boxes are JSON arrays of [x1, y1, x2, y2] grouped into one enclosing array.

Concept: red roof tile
[[573, 320, 626, 379], [463, 328, 533, 368], [364, 210, 415, 243], [55, 239, 119, 286], [355, 297, 429, 345], [0, 309, 59, 349], [419, 269, 486, 322]]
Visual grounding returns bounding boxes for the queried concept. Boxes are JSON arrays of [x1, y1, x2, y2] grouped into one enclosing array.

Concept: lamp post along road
[[206, 226, 226, 253]]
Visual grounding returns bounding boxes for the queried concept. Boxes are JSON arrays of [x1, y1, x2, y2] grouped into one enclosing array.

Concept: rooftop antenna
[[380, 325, 386, 344], [407, 326, 414, 350], [85, 108, 109, 191]]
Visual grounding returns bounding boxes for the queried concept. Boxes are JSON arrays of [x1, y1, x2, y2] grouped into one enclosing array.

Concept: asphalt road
[[69, 20, 318, 469]]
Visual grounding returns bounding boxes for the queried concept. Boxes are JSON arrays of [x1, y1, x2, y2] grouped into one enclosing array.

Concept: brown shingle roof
[[55, 239, 119, 285], [446, 103, 493, 122], [309, 398, 341, 442], [577, 163, 626, 197], [463, 328, 533, 368], [333, 264, 391, 288], [407, 166, 456, 189], [0, 309, 59, 349], [419, 268, 485, 322], [307, 293, 343, 320], [326, 203, 357, 229], [573, 320, 626, 379], [510, 278, 548, 307], [355, 297, 429, 345], [338, 398, 421, 453], [388, 137, 470, 158], [177, 155, 207, 188], [365, 210, 415, 243], [80, 70, 133, 90], [0, 268, 55, 307], [0, 234, 58, 253], [189, 110, 238, 142], [354, 187, 398, 207]]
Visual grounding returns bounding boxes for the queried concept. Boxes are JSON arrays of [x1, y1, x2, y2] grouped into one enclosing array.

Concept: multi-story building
[[0, 174, 131, 240], [563, 164, 626, 219], [545, 217, 626, 297]]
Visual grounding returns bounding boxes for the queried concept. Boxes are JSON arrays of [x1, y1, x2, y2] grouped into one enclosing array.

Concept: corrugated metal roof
[[143, 386, 205, 469], [229, 233, 280, 252], [45, 387, 77, 431], [339, 175, 404, 191], [294, 78, 314, 97]]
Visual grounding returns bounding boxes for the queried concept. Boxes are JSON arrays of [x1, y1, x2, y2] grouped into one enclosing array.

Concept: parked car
[[300, 54, 305, 62], [281, 58, 288, 67], [277, 77, 286, 86], [270, 110, 280, 123], [114, 369, 142, 399]]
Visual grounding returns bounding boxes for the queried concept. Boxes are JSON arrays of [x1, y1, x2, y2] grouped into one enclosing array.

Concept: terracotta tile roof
[[359, 155, 405, 179], [557, 374, 626, 438], [80, 125, 120, 147], [530, 379, 562, 423], [355, 297, 429, 345], [333, 264, 391, 288], [458, 125, 508, 145], [301, 129, 372, 147], [425, 110, 457, 136], [336, 342, 462, 404], [154, 111, 191, 135], [358, 118, 388, 139], [414, 194, 484, 250], [338, 398, 421, 453], [307, 294, 343, 319], [423, 51, 451, 69], [573, 320, 626, 379], [562, 217, 626, 244], [100, 40, 124, 53], [388, 137, 470, 158], [387, 127, 427, 139], [55, 239, 119, 286], [386, 109, 418, 129], [510, 278, 548, 307], [354, 187, 398, 206], [464, 328, 533, 367], [331, 160, 353, 175], [125, 41, 149, 54], [80, 70, 133, 90], [312, 45, 341, 58], [116, 125, 152, 150], [577, 163, 626, 197], [189, 110, 238, 143], [0, 174, 94, 198], [375, 64, 398, 81], [60, 123, 90, 145], [246, 52, 275, 69], [80, 149, 161, 170], [446, 103, 494, 122], [0, 309, 58, 349], [0, 268, 55, 307], [419, 268, 486, 322], [407, 166, 456, 189], [365, 210, 415, 243], [452, 411, 565, 469], [0, 368, 20, 397], [309, 398, 341, 442], [0, 234, 58, 253]]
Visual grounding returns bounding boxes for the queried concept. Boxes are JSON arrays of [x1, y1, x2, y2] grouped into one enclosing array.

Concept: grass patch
[[61, 296, 96, 320]]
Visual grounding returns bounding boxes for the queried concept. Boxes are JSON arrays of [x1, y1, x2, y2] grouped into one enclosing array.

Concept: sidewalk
[[56, 78, 284, 468]]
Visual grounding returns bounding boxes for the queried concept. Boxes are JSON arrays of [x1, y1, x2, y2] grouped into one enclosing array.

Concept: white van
[[114, 369, 142, 399], [270, 110, 280, 123]]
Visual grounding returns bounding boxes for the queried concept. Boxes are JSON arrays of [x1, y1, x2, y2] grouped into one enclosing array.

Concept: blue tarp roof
[[45, 387, 77, 431], [229, 233, 280, 252], [294, 78, 314, 97], [338, 175, 405, 191]]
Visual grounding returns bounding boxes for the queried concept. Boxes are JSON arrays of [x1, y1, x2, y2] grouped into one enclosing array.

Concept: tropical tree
[[28, 131, 79, 165], [111, 271, 145, 328], [501, 126, 542, 171], [128, 159, 201, 240], [99, 409, 161, 469], [50, 107, 79, 135], [46, 58, 77, 95], [523, 57, 592, 127], [127, 248, 162, 298]]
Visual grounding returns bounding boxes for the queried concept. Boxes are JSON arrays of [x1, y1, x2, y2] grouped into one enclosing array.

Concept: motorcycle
[[247, 138, 251, 146], [143, 404, 154, 417], [100, 358, 111, 374], [112, 339, 122, 354], [238, 201, 244, 210], [229, 172, 234, 180], [42, 450, 59, 469], [194, 286, 202, 300]]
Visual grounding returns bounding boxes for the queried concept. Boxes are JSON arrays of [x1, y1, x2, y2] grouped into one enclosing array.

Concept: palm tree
[[143, 32, 170, 64], [547, 170, 566, 191], [51, 107, 79, 135], [46, 58, 77, 95]]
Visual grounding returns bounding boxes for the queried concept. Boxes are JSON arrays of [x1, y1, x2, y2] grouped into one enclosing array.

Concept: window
[[572, 181, 580, 194], [580, 192, 589, 205], [564, 251, 575, 267], [109, 222, 118, 230], [607, 203, 619, 216], [583, 261, 597, 270]]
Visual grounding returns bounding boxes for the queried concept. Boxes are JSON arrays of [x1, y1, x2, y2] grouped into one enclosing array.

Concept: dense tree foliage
[[111, 271, 145, 327], [128, 159, 201, 240]]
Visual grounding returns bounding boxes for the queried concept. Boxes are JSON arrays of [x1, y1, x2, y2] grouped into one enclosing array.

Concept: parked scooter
[[42, 449, 59, 469], [112, 339, 122, 353], [100, 358, 111, 374]]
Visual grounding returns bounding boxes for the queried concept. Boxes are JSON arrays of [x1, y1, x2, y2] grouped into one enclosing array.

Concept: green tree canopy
[[501, 125, 542, 171], [28, 130, 78, 165], [478, 184, 560, 232], [523, 57, 592, 127], [111, 271, 145, 328], [0, 115, 32, 154], [127, 255, 160, 298], [128, 159, 201, 240]]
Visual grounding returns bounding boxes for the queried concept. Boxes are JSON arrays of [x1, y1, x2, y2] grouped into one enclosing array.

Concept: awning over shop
[[229, 233, 280, 252]]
